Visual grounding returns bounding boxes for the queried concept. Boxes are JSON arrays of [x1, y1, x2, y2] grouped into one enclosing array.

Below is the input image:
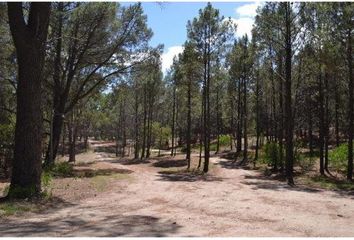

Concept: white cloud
[[235, 2, 261, 18], [231, 1, 263, 38], [161, 45, 184, 74], [229, 17, 254, 38]]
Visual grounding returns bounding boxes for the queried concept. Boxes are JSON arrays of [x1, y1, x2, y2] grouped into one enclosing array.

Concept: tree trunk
[[308, 112, 314, 158], [324, 72, 330, 173], [186, 76, 192, 168], [203, 37, 211, 173], [334, 81, 340, 147], [284, 2, 294, 185], [68, 111, 77, 163], [61, 122, 66, 157], [44, 2, 65, 167], [254, 66, 260, 167], [171, 85, 176, 156], [7, 3, 51, 198], [236, 76, 242, 153], [141, 86, 147, 160], [243, 74, 248, 162], [146, 102, 153, 158], [215, 87, 220, 154], [277, 53, 284, 171], [134, 84, 140, 159], [347, 28, 353, 181], [318, 61, 325, 175]]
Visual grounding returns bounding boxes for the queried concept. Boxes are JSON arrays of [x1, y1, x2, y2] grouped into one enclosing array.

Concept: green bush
[[51, 162, 73, 177], [329, 144, 352, 172], [41, 171, 53, 197], [262, 142, 281, 166], [218, 134, 231, 146]]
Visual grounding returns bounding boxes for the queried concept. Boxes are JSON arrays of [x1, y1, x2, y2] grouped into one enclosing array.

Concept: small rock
[[173, 222, 177, 224], [337, 214, 343, 218]]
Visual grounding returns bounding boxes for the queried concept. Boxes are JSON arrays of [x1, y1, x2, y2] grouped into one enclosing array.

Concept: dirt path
[[1, 141, 354, 237]]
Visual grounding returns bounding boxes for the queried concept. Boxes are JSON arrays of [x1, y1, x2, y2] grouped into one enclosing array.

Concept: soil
[[0, 141, 354, 237]]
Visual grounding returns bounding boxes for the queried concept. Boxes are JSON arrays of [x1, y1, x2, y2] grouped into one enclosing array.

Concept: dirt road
[[0, 142, 353, 237]]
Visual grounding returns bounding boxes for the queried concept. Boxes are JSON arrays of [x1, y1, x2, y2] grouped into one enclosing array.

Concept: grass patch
[[50, 162, 74, 177], [0, 201, 38, 217], [301, 175, 354, 191]]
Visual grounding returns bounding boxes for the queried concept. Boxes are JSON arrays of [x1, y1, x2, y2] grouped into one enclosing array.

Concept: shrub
[[51, 162, 73, 177], [329, 144, 352, 172], [41, 171, 53, 197], [218, 134, 231, 146], [262, 142, 280, 166]]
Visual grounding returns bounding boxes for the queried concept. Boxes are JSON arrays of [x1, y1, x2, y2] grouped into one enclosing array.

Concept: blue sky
[[122, 2, 262, 73]]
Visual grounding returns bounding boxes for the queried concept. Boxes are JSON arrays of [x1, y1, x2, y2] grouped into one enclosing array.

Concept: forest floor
[[0, 140, 354, 237]]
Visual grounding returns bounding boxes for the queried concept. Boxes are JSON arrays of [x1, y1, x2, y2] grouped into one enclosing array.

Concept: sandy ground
[[0, 141, 354, 237]]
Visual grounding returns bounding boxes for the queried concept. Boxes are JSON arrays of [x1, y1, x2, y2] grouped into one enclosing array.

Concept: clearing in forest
[[0, 141, 353, 237]]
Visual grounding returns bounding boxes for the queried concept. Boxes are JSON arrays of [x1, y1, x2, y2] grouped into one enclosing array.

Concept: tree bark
[[347, 28, 353, 180], [7, 2, 51, 198], [284, 2, 294, 185], [186, 75, 192, 168], [318, 61, 325, 175], [171, 85, 176, 156]]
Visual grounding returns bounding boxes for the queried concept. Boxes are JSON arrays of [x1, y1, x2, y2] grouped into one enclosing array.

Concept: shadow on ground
[[157, 169, 224, 182], [107, 158, 151, 165], [152, 159, 187, 168], [0, 213, 182, 237], [240, 178, 323, 194], [72, 168, 134, 178], [94, 146, 117, 154]]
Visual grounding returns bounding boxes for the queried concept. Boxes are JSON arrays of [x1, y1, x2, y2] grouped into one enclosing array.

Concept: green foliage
[[329, 144, 352, 172], [151, 122, 171, 148], [41, 171, 53, 198], [50, 162, 74, 177], [0, 202, 33, 217], [218, 134, 231, 146], [262, 142, 280, 165], [303, 175, 354, 191]]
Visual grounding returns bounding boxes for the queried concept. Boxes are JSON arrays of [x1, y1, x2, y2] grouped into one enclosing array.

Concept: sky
[[122, 2, 262, 74]]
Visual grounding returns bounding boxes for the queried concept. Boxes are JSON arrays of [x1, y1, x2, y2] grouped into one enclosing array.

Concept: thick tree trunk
[[7, 3, 51, 198]]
